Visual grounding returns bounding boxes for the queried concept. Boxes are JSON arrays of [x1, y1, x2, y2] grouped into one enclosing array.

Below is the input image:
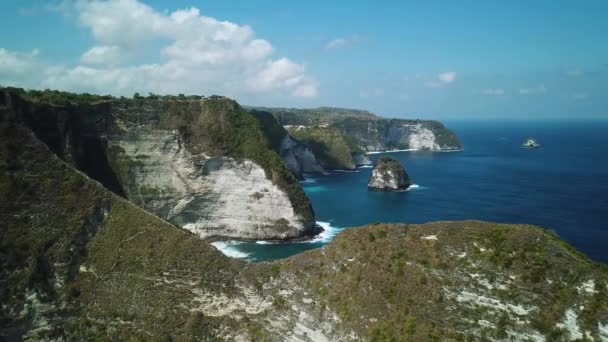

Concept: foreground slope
[[2, 88, 315, 240]]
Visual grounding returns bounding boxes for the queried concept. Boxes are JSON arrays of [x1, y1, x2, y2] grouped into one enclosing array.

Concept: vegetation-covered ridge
[[1, 87, 315, 236], [288, 125, 362, 170], [282, 221, 608, 341], [248, 105, 463, 152]]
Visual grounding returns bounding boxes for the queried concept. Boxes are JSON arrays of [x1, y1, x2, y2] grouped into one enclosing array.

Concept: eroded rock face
[[4, 90, 316, 240], [368, 156, 411, 190], [109, 130, 308, 240], [353, 153, 372, 166], [279, 134, 324, 176]]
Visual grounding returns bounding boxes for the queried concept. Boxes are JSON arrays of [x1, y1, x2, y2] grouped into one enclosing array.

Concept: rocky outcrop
[[287, 126, 360, 170], [1, 89, 315, 240], [253, 106, 463, 152], [250, 110, 323, 177], [368, 156, 411, 190], [352, 153, 372, 166]]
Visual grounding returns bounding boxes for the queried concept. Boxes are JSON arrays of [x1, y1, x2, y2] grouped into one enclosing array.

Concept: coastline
[[366, 148, 463, 154]]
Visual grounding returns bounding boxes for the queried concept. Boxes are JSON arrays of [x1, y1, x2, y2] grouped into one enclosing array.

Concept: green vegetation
[[0, 103, 244, 339], [176, 97, 314, 225], [249, 105, 463, 151], [288, 126, 357, 169], [2, 87, 315, 232], [7, 87, 115, 105], [282, 221, 608, 340], [247, 106, 378, 126]]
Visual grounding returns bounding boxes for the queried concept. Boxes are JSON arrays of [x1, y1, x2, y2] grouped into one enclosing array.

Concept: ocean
[[212, 120, 608, 263]]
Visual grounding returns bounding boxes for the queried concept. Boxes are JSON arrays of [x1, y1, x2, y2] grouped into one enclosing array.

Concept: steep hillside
[[287, 126, 363, 170], [249, 110, 324, 178], [252, 106, 462, 152], [2, 88, 315, 240], [280, 222, 608, 341]]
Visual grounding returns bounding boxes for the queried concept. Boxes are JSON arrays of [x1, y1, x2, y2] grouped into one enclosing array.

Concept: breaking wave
[[210, 241, 251, 259]]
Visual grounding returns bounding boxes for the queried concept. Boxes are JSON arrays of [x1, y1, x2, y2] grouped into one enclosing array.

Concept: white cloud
[[0, 49, 43, 88], [438, 71, 456, 83], [480, 88, 504, 96], [0, 48, 39, 73], [519, 84, 547, 95], [425, 71, 457, 88], [574, 93, 588, 100], [2, 0, 318, 98], [325, 35, 360, 50], [81, 45, 123, 65]]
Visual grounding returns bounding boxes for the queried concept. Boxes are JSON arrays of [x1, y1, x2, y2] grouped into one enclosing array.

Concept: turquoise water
[[213, 120, 608, 263]]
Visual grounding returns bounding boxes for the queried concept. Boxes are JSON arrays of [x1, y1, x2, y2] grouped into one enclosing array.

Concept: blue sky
[[1, 0, 607, 119]]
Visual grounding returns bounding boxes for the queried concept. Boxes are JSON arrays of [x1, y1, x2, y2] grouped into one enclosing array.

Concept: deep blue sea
[[212, 120, 608, 263]]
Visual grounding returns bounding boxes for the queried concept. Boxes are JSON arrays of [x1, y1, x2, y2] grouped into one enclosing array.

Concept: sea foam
[[210, 241, 251, 259]]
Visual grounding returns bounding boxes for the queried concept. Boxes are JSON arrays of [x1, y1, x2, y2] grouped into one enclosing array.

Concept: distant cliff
[[249, 106, 463, 152], [1, 88, 315, 240]]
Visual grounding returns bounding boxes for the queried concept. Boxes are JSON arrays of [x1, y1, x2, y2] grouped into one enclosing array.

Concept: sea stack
[[368, 156, 411, 191]]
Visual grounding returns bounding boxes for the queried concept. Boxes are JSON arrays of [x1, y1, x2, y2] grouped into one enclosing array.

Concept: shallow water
[[215, 120, 608, 263]]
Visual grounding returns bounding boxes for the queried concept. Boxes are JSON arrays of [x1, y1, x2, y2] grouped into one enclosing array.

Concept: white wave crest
[[210, 241, 251, 259], [406, 184, 426, 191], [358, 165, 373, 169], [308, 221, 341, 243]]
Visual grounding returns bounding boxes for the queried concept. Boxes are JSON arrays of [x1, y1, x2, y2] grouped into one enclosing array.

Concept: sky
[[1, 0, 607, 119]]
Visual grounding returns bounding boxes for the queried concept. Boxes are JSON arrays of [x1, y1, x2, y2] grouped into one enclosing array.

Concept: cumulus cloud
[[2, 0, 318, 98], [0, 48, 44, 88], [519, 84, 547, 95], [480, 88, 504, 96], [325, 35, 360, 50], [438, 71, 456, 83], [80, 45, 124, 65], [574, 93, 588, 100], [425, 71, 457, 88]]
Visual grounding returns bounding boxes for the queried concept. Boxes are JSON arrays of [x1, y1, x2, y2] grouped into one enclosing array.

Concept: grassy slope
[[0, 102, 245, 340], [287, 126, 359, 170], [283, 221, 608, 341]]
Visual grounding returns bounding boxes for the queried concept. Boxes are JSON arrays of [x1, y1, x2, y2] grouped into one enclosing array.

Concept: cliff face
[[335, 118, 462, 151], [249, 110, 323, 178], [368, 156, 411, 190], [2, 89, 315, 240], [254, 106, 463, 152], [287, 126, 361, 170]]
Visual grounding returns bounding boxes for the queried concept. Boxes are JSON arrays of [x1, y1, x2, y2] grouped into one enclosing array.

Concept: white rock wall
[[112, 130, 306, 240], [408, 124, 441, 150]]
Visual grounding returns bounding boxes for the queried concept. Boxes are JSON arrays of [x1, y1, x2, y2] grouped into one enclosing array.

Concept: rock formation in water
[[1, 88, 315, 240], [368, 156, 411, 190], [248, 106, 463, 152]]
